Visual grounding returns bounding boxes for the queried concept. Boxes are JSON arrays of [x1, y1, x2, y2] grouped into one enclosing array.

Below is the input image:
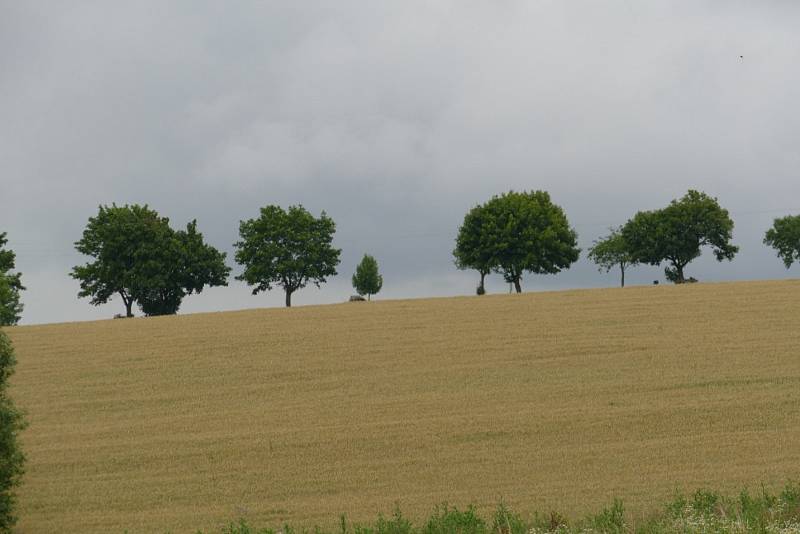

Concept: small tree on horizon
[[0, 331, 26, 532], [234, 205, 341, 307], [764, 214, 800, 269], [587, 227, 638, 287], [352, 254, 383, 301]]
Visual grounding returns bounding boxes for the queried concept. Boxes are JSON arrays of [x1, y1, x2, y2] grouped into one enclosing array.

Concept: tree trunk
[[675, 264, 685, 284], [120, 292, 134, 317], [620, 265, 625, 288], [513, 278, 522, 293], [368, 294, 371, 301], [479, 272, 486, 293], [285, 289, 292, 308]]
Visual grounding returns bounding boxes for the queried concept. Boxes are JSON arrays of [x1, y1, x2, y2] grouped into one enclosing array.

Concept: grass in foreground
[[210, 483, 800, 534], [6, 280, 800, 532]]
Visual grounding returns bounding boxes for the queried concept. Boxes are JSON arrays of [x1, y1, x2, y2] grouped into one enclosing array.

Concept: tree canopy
[[352, 254, 383, 300], [0, 233, 24, 326], [234, 205, 341, 307], [587, 227, 638, 287], [764, 215, 800, 269], [0, 332, 26, 532], [621, 190, 738, 283], [71, 204, 230, 317], [459, 190, 579, 293]]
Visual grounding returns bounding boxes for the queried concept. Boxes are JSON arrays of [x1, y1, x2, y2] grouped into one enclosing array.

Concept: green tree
[[0, 234, 24, 326], [352, 254, 383, 300], [134, 221, 231, 316], [234, 205, 341, 307], [622, 190, 738, 283], [476, 191, 580, 293], [453, 204, 495, 295], [0, 332, 26, 533], [587, 227, 638, 287], [72, 204, 230, 317], [764, 215, 800, 269]]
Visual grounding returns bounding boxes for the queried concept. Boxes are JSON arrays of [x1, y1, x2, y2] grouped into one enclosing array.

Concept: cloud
[[2, 1, 799, 324]]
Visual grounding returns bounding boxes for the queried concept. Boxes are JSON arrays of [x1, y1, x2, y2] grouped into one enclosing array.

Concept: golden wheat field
[[5, 279, 800, 533]]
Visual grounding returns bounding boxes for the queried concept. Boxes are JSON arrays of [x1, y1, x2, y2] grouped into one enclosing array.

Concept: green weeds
[[201, 482, 800, 534]]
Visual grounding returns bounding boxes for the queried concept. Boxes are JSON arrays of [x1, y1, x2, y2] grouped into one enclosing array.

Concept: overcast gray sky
[[2, 1, 799, 325]]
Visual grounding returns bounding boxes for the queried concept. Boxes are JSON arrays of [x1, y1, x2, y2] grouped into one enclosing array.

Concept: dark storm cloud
[[2, 1, 799, 324]]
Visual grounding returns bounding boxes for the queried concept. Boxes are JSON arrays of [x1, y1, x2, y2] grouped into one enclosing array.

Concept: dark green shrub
[[0, 331, 25, 533]]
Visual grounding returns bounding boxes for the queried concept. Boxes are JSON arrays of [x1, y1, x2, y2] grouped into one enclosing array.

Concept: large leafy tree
[[72, 204, 230, 317], [352, 254, 383, 300], [621, 190, 738, 283], [0, 332, 26, 532], [764, 215, 800, 269], [587, 227, 638, 287], [470, 190, 580, 293], [453, 204, 495, 295], [234, 205, 341, 307], [0, 234, 24, 326], [133, 220, 231, 316]]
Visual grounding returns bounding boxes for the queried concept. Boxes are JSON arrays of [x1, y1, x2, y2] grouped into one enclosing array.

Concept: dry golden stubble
[[6, 279, 800, 533]]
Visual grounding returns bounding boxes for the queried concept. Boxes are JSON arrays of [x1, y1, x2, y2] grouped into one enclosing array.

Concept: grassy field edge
[[204, 482, 800, 534]]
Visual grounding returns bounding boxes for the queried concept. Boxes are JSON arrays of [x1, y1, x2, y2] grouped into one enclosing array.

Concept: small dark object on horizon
[[349, 295, 366, 302], [653, 280, 659, 285]]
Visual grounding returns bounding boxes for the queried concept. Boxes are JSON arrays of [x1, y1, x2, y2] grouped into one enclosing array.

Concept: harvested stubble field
[[6, 279, 800, 533]]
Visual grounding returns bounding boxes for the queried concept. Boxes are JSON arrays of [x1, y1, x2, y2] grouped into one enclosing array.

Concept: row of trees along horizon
[[1, 188, 800, 325]]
